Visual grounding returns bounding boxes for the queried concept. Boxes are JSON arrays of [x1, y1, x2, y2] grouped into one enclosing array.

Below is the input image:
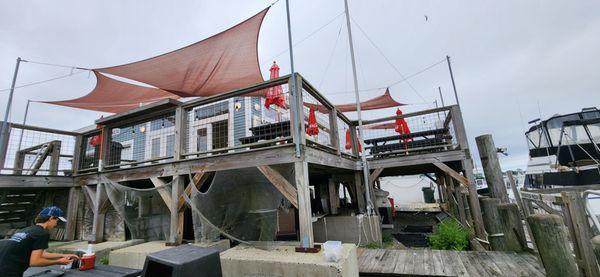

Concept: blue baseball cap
[[38, 206, 67, 222]]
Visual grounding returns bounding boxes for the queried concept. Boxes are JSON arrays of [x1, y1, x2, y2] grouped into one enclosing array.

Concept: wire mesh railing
[[181, 81, 292, 159], [104, 112, 177, 169], [361, 107, 457, 159], [302, 88, 333, 150], [1, 124, 76, 176]]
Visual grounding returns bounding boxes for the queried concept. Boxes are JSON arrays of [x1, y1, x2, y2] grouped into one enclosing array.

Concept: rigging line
[[325, 58, 446, 96], [0, 70, 87, 93], [349, 17, 426, 102], [262, 11, 345, 66], [318, 22, 344, 89], [21, 59, 90, 71]]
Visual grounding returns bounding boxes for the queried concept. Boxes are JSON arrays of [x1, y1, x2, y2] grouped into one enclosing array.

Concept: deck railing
[[359, 105, 462, 159], [0, 123, 77, 176], [0, 74, 466, 176]]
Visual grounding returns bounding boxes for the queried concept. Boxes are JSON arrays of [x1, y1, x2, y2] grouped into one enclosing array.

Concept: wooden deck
[[358, 249, 545, 276]]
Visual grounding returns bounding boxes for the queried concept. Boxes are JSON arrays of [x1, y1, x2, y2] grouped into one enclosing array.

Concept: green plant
[[382, 232, 394, 248], [365, 242, 380, 249], [429, 219, 469, 251], [99, 256, 109, 265]]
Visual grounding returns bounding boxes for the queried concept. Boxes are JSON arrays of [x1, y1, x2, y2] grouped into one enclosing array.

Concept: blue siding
[[233, 97, 246, 146]]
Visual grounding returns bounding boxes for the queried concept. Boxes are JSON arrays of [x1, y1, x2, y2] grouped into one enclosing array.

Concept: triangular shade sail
[[305, 88, 404, 113], [96, 8, 269, 97], [44, 71, 178, 113]]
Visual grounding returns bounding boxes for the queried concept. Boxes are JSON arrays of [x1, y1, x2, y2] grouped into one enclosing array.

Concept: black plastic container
[[142, 244, 222, 277]]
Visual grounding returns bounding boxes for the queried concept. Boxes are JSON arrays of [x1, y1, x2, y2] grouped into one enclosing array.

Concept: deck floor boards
[[358, 249, 545, 276]]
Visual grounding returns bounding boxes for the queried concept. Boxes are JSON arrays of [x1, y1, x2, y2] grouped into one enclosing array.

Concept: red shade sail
[[265, 61, 286, 108], [44, 71, 178, 113], [305, 88, 404, 113], [96, 8, 269, 97]]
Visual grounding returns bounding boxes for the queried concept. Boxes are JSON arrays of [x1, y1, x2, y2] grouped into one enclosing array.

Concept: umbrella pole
[[343, 0, 374, 215]]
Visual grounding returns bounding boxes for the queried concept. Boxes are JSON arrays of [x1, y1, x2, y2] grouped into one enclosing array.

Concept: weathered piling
[[527, 214, 578, 277], [497, 203, 526, 251], [475, 134, 508, 203], [592, 235, 600, 267], [480, 198, 507, 251], [561, 191, 600, 277]]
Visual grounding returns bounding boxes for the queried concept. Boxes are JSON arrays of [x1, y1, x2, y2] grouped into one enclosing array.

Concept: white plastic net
[[184, 166, 292, 248], [103, 176, 172, 241]]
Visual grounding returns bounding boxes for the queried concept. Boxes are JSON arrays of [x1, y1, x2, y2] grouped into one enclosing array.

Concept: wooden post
[[497, 203, 526, 252], [0, 122, 10, 171], [294, 161, 314, 247], [71, 135, 83, 175], [461, 157, 487, 240], [354, 171, 366, 213], [475, 134, 509, 203], [527, 214, 579, 277], [561, 191, 600, 277], [90, 184, 107, 243], [65, 187, 81, 240], [328, 176, 339, 215], [480, 198, 507, 251], [592, 235, 600, 267], [447, 176, 467, 225], [168, 176, 184, 245], [444, 175, 456, 217], [329, 108, 340, 155], [49, 140, 61, 175], [173, 106, 185, 161], [349, 125, 359, 156]]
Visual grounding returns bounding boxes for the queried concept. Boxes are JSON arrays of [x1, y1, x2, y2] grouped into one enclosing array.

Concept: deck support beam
[[258, 165, 298, 208], [294, 161, 314, 247]]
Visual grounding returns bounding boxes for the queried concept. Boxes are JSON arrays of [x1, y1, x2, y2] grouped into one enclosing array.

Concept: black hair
[[34, 216, 56, 223]]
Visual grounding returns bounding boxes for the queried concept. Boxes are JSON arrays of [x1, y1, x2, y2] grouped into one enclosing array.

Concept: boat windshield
[[546, 114, 580, 145], [525, 127, 550, 149]]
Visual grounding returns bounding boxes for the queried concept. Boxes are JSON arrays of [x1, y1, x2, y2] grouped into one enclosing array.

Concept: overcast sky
[[1, 0, 599, 171]]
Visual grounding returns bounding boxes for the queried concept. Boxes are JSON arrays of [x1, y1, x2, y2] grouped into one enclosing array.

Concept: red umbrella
[[344, 129, 362, 152], [265, 61, 286, 109], [306, 106, 319, 136], [394, 108, 412, 142]]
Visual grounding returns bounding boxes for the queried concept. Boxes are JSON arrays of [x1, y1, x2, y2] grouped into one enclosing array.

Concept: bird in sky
[[424, 15, 429, 21]]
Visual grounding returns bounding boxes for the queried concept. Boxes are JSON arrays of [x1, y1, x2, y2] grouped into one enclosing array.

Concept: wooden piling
[[475, 134, 509, 203], [497, 203, 526, 251], [480, 197, 507, 251], [561, 191, 600, 277], [592, 235, 600, 267], [527, 214, 578, 277]]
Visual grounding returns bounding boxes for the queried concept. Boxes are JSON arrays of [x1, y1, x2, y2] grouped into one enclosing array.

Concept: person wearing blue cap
[[0, 206, 79, 277]]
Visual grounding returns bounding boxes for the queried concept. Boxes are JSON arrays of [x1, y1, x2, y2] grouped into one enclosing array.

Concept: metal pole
[[344, 0, 373, 214], [0, 57, 22, 155], [438, 86, 445, 107], [285, 0, 301, 158], [446, 56, 460, 107], [16, 99, 31, 153]]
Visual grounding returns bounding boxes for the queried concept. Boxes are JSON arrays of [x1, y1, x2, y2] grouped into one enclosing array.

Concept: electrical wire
[[350, 17, 426, 101]]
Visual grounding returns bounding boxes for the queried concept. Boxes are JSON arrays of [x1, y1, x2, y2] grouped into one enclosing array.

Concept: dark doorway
[[182, 207, 194, 242]]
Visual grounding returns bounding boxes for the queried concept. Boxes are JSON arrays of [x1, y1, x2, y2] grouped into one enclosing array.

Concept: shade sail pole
[[446, 55, 460, 107], [16, 99, 31, 153], [0, 57, 22, 155], [285, 0, 301, 158], [343, 0, 374, 214]]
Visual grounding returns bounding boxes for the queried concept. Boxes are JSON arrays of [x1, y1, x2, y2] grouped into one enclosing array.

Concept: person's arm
[[42, 251, 78, 260], [29, 250, 72, 267]]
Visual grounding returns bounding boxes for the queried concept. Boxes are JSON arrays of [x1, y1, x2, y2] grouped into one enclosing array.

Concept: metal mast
[[0, 57, 23, 155], [343, 0, 374, 214], [285, 0, 301, 158]]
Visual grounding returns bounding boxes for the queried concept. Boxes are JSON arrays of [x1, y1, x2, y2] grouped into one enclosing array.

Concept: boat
[[524, 107, 600, 188]]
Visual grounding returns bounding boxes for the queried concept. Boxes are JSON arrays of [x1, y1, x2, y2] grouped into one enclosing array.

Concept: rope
[[350, 17, 425, 101], [0, 70, 88, 93], [262, 11, 345, 67], [318, 22, 344, 89]]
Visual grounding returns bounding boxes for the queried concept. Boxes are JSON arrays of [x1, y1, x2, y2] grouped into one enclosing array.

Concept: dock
[[358, 248, 545, 276]]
